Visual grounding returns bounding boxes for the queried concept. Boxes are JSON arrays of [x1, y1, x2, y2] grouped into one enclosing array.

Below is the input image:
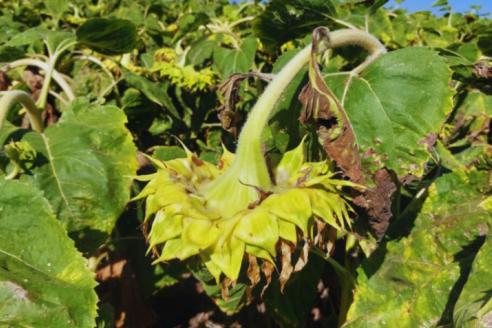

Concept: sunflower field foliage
[[0, 0, 492, 327]]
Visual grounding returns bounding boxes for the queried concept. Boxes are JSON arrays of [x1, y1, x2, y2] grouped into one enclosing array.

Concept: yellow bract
[[133, 139, 360, 284]]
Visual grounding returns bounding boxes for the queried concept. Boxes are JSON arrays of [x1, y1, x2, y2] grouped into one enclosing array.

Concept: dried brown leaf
[[418, 133, 438, 153], [0, 71, 11, 91], [217, 72, 273, 137], [298, 27, 363, 183], [475, 62, 492, 80], [23, 66, 59, 126], [353, 169, 396, 241]]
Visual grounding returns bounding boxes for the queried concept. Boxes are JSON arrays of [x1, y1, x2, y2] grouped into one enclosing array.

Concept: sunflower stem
[[0, 91, 44, 135], [204, 29, 386, 216]]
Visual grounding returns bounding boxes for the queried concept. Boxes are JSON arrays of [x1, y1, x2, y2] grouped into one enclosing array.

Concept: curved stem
[[205, 29, 386, 215], [329, 17, 359, 30], [228, 16, 254, 29], [201, 25, 242, 49], [76, 55, 115, 81], [49, 90, 68, 105], [0, 91, 44, 135], [235, 29, 386, 174], [4, 165, 20, 180], [3, 59, 76, 101]]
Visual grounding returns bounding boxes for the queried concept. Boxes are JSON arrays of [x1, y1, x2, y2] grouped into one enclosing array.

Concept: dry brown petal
[[261, 260, 275, 298], [221, 277, 231, 301], [294, 238, 312, 272], [279, 240, 294, 293], [246, 254, 261, 301]]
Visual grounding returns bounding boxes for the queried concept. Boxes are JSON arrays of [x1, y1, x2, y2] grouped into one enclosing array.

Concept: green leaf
[[0, 46, 26, 62], [6, 98, 138, 253], [0, 179, 98, 327], [454, 232, 492, 328], [263, 251, 325, 328], [458, 91, 492, 117], [187, 38, 218, 66], [172, 12, 209, 44], [344, 169, 492, 327], [5, 140, 36, 171], [270, 49, 309, 153], [121, 67, 180, 119], [44, 0, 69, 19], [214, 35, 258, 80], [6, 27, 75, 54], [96, 303, 115, 328], [189, 261, 248, 315], [367, 0, 390, 16], [76, 19, 137, 55], [324, 47, 454, 178], [336, 0, 389, 16], [432, 0, 448, 7], [152, 146, 187, 161], [6, 28, 43, 47], [477, 35, 492, 57], [252, 0, 337, 53]]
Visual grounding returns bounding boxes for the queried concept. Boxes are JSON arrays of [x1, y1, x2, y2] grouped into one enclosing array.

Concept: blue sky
[[386, 0, 492, 16]]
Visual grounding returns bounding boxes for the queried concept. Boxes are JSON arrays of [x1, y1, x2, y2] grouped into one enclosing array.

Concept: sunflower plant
[[133, 27, 386, 291]]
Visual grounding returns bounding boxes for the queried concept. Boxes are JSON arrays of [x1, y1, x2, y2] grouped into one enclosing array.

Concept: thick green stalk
[[36, 56, 57, 110], [0, 91, 44, 135], [204, 29, 386, 217]]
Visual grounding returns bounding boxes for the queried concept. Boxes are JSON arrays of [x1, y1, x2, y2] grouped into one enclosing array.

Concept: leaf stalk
[[0, 90, 44, 135]]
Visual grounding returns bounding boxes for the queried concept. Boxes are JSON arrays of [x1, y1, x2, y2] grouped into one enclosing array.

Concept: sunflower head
[[132, 138, 361, 289], [132, 27, 370, 290]]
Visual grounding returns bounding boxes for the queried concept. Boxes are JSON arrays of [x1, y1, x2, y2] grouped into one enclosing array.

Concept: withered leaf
[[0, 71, 11, 91], [475, 61, 492, 81], [299, 28, 397, 241], [23, 66, 59, 126], [217, 72, 273, 137], [298, 27, 363, 183], [353, 169, 396, 241]]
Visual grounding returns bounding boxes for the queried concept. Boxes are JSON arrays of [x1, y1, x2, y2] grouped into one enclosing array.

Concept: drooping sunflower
[[131, 28, 383, 288], [132, 136, 360, 286]]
